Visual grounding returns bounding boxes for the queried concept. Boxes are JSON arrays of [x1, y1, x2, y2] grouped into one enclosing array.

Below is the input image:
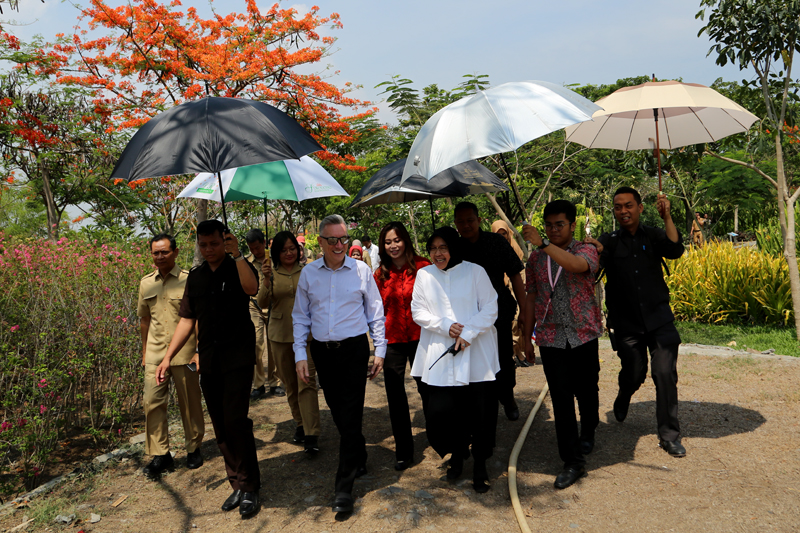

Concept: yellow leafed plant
[[666, 242, 792, 325]]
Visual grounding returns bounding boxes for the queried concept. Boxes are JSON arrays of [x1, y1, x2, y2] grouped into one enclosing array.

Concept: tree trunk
[[776, 135, 800, 339], [734, 206, 739, 233], [40, 165, 60, 241], [193, 198, 208, 267]]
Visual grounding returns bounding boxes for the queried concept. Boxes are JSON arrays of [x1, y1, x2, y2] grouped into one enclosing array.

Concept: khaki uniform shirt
[[257, 263, 303, 343], [137, 264, 196, 365], [247, 253, 270, 317]]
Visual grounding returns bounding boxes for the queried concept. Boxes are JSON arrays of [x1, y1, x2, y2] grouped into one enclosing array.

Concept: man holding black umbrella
[[156, 220, 262, 518]]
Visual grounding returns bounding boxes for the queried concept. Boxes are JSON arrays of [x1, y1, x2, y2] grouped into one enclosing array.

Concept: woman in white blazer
[[410, 226, 499, 493]]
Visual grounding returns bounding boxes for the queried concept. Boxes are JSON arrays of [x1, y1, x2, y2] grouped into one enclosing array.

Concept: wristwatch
[[233, 252, 245, 262], [538, 238, 551, 250]]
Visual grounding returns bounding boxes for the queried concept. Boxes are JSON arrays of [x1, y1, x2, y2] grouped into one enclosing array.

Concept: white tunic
[[410, 261, 499, 387]]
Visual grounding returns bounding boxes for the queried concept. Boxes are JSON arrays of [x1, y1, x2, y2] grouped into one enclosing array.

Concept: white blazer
[[410, 261, 499, 387]]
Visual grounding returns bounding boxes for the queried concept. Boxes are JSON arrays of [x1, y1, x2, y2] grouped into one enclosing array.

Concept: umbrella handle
[[217, 171, 229, 228], [653, 108, 662, 192]]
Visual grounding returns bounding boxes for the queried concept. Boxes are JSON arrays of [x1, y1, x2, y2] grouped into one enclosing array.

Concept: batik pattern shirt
[[525, 240, 603, 348]]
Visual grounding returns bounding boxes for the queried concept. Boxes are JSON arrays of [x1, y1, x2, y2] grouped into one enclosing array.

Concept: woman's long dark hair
[[377, 221, 419, 281], [426, 226, 463, 271], [270, 231, 301, 268]]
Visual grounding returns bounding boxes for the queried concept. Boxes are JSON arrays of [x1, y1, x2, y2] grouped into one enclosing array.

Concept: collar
[[277, 262, 302, 275], [156, 264, 182, 281], [315, 254, 355, 272]]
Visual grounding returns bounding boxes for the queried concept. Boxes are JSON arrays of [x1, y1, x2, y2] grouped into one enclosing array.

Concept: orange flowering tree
[[48, 0, 376, 236]]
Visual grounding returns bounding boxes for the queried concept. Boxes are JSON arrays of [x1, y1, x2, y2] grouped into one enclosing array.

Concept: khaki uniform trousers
[[143, 364, 205, 456], [251, 306, 279, 389], [270, 339, 320, 436]]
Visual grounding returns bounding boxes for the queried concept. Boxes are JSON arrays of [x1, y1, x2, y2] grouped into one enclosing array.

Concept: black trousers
[[384, 341, 426, 462], [616, 323, 681, 442], [310, 334, 370, 497], [495, 315, 516, 407], [426, 381, 498, 461], [200, 366, 261, 492], [539, 339, 600, 469]]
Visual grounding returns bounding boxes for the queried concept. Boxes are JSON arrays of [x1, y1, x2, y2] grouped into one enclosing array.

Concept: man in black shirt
[[587, 187, 686, 457], [455, 202, 526, 421], [157, 219, 262, 517]]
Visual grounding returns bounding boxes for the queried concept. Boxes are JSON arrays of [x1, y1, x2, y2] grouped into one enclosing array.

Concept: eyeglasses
[[544, 222, 569, 230], [280, 246, 297, 255], [428, 245, 449, 254], [320, 236, 350, 246]]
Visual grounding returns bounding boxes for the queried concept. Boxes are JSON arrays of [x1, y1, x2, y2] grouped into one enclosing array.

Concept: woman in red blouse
[[374, 222, 431, 471]]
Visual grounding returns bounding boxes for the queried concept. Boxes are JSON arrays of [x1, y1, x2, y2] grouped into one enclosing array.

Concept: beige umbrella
[[564, 80, 759, 190]]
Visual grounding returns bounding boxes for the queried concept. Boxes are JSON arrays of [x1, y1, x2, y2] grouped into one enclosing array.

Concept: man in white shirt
[[362, 234, 380, 272], [292, 214, 386, 515]]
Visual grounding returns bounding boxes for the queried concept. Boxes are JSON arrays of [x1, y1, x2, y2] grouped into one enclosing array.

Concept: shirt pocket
[[142, 287, 160, 312], [168, 286, 185, 312]]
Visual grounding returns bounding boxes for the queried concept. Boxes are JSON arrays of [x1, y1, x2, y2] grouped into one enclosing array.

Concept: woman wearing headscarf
[[374, 222, 431, 471], [491, 220, 528, 366], [410, 227, 499, 493], [258, 231, 322, 453], [350, 239, 372, 269]]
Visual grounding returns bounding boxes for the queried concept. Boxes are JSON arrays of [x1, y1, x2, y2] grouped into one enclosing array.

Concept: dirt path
[[2, 348, 799, 532]]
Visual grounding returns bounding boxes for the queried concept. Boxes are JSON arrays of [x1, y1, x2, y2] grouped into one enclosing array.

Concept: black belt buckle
[[325, 340, 341, 349]]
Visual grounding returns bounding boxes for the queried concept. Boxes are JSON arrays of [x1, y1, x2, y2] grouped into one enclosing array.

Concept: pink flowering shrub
[[0, 232, 152, 493]]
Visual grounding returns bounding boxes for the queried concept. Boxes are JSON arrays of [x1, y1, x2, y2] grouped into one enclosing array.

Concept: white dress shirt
[[410, 261, 499, 387], [365, 243, 380, 272], [292, 255, 387, 362]]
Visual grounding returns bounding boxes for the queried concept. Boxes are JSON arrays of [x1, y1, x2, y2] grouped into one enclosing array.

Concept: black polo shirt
[[460, 230, 524, 322], [179, 255, 258, 373], [598, 224, 684, 334]]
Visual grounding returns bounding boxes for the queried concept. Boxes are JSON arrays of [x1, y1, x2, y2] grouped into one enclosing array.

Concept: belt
[[312, 334, 365, 351]]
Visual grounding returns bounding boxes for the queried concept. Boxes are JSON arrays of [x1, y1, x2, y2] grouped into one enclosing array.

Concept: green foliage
[[667, 242, 792, 325], [675, 321, 800, 357], [0, 233, 154, 495]]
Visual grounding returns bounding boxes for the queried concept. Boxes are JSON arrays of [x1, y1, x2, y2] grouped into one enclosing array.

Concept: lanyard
[[534, 256, 563, 337]]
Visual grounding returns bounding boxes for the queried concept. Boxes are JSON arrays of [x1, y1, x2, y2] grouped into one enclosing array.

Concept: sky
[[4, 0, 755, 124]]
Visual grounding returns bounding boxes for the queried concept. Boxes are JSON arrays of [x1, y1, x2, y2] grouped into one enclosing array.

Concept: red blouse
[[375, 256, 431, 345]]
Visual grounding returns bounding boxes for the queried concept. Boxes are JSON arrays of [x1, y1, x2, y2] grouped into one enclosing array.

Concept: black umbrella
[[349, 159, 509, 229], [112, 97, 323, 226]]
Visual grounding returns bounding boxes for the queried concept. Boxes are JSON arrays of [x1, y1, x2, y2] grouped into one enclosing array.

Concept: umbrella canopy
[[563, 80, 759, 189], [112, 96, 323, 182], [178, 156, 348, 203], [402, 81, 603, 181], [351, 159, 509, 208]]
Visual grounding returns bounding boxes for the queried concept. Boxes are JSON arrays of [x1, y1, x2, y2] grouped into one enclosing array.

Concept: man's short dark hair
[[361, 235, 371, 242], [543, 200, 577, 224], [150, 233, 177, 251], [613, 186, 642, 205], [245, 228, 265, 244], [196, 219, 226, 240], [454, 201, 479, 218]]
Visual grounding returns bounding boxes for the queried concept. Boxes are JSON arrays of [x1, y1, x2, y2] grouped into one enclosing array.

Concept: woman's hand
[[449, 322, 464, 339], [262, 260, 272, 278], [454, 336, 471, 351]]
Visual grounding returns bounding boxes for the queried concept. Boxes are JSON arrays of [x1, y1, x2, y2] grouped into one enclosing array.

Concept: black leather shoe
[[579, 438, 595, 455], [554, 466, 586, 489], [394, 458, 413, 471], [472, 459, 490, 493], [355, 464, 367, 478], [504, 399, 520, 421], [304, 435, 319, 454], [270, 386, 286, 397], [332, 492, 353, 513], [143, 452, 174, 478], [293, 425, 305, 444], [446, 456, 463, 480], [186, 449, 203, 469], [613, 392, 630, 422], [239, 492, 259, 517], [660, 439, 686, 457], [221, 489, 242, 511], [249, 386, 266, 401]]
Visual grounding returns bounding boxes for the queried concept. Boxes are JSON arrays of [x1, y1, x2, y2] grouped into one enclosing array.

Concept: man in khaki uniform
[[137, 234, 205, 478], [244, 229, 284, 400]]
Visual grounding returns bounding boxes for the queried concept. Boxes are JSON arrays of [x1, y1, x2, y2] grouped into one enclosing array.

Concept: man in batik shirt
[[522, 200, 603, 490]]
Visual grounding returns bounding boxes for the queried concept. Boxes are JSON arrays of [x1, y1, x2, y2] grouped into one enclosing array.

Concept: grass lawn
[[675, 321, 800, 357]]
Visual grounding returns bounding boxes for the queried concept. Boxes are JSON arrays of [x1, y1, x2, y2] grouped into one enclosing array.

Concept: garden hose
[[508, 381, 550, 533]]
